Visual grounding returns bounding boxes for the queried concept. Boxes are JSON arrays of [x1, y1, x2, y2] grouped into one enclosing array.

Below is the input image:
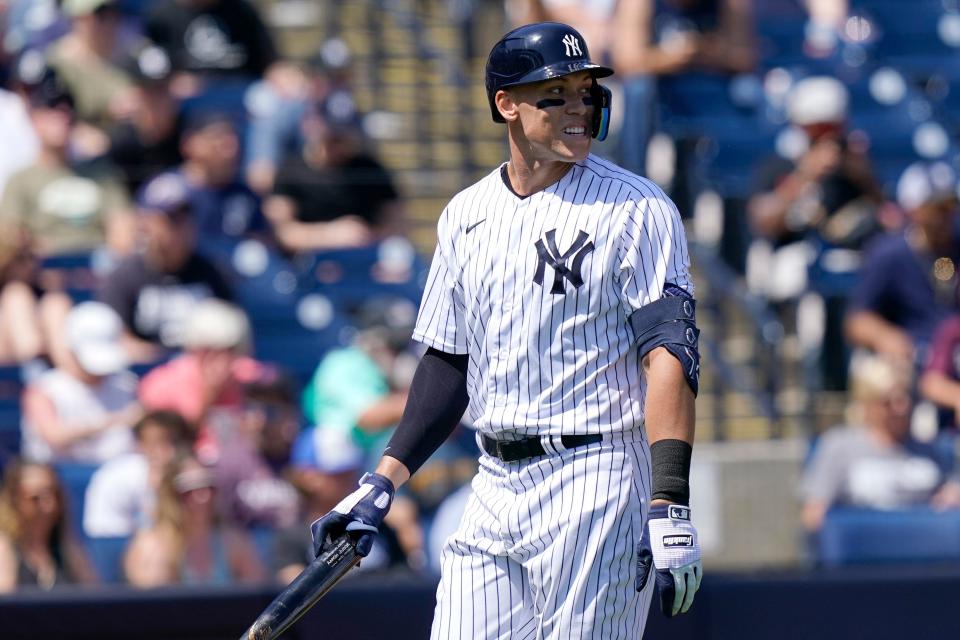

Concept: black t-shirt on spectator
[[106, 122, 183, 195], [144, 0, 277, 78], [98, 252, 233, 347], [754, 154, 874, 249], [273, 154, 399, 226]]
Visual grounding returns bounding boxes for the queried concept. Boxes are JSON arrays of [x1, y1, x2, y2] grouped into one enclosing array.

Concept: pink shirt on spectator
[[138, 354, 265, 462]]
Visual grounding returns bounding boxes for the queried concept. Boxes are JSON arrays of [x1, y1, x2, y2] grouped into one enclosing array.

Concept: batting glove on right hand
[[637, 504, 703, 617], [310, 472, 394, 558]]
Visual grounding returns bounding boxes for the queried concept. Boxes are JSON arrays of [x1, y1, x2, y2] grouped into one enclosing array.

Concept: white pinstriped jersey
[[413, 153, 694, 437]]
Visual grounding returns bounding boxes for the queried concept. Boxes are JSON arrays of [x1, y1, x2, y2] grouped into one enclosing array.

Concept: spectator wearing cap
[[747, 76, 885, 300], [19, 301, 141, 465], [845, 161, 960, 369], [101, 44, 183, 195], [244, 37, 356, 194], [0, 51, 136, 259], [45, 0, 133, 131], [97, 171, 233, 363], [137, 298, 266, 464], [264, 98, 406, 253], [746, 75, 886, 390], [166, 110, 266, 245]]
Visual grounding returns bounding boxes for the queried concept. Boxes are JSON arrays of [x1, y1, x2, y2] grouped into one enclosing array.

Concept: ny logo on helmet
[[533, 229, 594, 294], [561, 34, 582, 57]]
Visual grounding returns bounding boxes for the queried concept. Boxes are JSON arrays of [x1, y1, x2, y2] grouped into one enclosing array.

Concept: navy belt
[[480, 433, 603, 462]]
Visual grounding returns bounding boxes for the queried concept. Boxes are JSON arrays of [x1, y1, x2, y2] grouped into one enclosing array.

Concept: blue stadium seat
[[86, 535, 131, 584], [53, 462, 101, 545], [818, 507, 960, 566], [0, 399, 22, 456]]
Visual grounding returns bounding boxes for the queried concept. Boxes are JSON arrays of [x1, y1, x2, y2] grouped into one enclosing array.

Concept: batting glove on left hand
[[637, 503, 703, 617], [310, 472, 394, 558]]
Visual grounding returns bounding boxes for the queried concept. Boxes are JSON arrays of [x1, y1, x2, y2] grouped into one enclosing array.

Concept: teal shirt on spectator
[[302, 346, 393, 458]]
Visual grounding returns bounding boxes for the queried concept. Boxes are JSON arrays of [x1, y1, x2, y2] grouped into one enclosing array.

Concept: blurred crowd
[[2, 0, 960, 592], [0, 0, 478, 593]]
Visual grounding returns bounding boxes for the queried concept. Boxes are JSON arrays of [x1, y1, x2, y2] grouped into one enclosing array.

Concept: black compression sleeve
[[383, 347, 470, 475]]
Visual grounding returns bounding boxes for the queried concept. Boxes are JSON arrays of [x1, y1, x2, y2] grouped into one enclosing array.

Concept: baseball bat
[[240, 535, 361, 640]]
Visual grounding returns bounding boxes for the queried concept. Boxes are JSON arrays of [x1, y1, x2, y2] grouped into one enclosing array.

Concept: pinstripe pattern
[[430, 437, 655, 639], [416, 153, 690, 638], [413, 154, 693, 437]]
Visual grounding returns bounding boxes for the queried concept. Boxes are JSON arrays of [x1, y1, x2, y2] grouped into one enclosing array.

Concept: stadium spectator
[[264, 98, 405, 253], [300, 297, 426, 569], [302, 297, 417, 466], [244, 37, 356, 194], [97, 171, 233, 362], [45, 0, 134, 130], [799, 353, 960, 534], [275, 427, 387, 583], [20, 301, 141, 465], [0, 459, 96, 592], [101, 44, 183, 195], [609, 0, 756, 174], [1, 51, 136, 259], [143, 0, 294, 98], [82, 410, 194, 539], [123, 452, 265, 587], [169, 110, 266, 244], [845, 161, 960, 370], [212, 369, 300, 531], [748, 75, 885, 389], [138, 298, 263, 464], [747, 75, 883, 302]]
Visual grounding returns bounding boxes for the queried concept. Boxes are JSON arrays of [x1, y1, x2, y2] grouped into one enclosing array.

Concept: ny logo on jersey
[[561, 34, 582, 57], [533, 229, 594, 294]]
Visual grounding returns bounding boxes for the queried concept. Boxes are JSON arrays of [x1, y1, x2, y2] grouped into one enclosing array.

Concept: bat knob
[[244, 621, 271, 640]]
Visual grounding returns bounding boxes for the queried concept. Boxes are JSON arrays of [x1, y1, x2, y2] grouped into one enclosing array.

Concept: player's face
[[511, 71, 594, 162]]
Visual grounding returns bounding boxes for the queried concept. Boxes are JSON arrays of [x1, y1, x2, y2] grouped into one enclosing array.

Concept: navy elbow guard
[[628, 285, 701, 396]]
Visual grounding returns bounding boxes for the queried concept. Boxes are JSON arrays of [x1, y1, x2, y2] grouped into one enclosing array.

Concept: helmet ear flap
[[591, 83, 612, 141]]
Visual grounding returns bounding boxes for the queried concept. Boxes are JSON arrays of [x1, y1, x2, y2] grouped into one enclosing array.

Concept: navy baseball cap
[[121, 44, 173, 86], [136, 172, 192, 217], [13, 49, 74, 110]]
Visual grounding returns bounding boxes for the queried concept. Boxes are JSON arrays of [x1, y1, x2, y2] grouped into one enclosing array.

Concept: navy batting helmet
[[485, 22, 614, 138]]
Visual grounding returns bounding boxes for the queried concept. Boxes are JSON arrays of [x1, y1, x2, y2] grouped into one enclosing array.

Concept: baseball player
[[311, 21, 703, 638]]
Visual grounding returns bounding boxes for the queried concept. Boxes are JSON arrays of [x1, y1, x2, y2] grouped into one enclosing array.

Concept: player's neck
[[505, 154, 576, 197]]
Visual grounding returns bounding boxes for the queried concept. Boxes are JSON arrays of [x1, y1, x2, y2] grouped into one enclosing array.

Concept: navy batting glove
[[310, 472, 395, 558], [636, 504, 703, 617]]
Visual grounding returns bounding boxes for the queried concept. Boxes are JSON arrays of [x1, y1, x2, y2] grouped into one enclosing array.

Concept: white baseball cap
[[896, 161, 960, 211], [65, 302, 128, 376], [181, 298, 251, 352], [787, 76, 849, 126]]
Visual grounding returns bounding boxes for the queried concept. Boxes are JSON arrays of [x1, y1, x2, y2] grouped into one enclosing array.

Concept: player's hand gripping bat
[[240, 535, 361, 640]]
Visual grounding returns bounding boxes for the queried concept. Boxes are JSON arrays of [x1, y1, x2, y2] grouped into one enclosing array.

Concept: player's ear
[[495, 89, 520, 123]]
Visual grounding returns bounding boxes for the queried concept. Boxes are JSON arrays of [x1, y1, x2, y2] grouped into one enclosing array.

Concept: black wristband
[[650, 439, 692, 504]]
